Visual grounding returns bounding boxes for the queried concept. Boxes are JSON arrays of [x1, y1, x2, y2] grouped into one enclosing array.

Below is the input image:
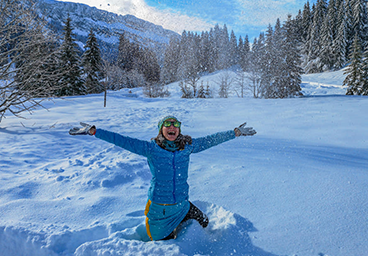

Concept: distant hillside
[[36, 0, 180, 63]]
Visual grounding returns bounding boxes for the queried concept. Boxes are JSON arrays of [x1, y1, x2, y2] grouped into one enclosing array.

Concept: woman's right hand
[[69, 122, 96, 136]]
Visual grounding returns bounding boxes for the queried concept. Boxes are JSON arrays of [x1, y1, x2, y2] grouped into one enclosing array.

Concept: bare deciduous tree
[[234, 70, 247, 98], [179, 81, 194, 98], [143, 82, 170, 98], [0, 0, 62, 122], [186, 76, 200, 98]]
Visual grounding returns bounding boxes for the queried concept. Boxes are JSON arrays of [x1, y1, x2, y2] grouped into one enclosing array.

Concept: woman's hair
[[153, 133, 192, 150]]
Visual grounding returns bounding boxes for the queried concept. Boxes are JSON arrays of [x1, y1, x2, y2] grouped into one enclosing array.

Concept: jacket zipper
[[172, 151, 176, 203]]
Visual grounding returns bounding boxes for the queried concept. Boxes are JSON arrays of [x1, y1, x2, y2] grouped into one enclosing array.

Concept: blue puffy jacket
[[95, 129, 236, 205]]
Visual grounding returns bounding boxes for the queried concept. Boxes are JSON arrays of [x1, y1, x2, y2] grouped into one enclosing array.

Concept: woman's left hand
[[234, 122, 256, 136]]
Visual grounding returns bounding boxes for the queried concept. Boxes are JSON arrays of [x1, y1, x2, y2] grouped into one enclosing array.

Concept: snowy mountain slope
[[1, 70, 368, 256], [37, 0, 180, 60]]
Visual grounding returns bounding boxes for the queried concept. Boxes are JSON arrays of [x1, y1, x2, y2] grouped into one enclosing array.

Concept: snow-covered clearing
[[1, 69, 367, 256]]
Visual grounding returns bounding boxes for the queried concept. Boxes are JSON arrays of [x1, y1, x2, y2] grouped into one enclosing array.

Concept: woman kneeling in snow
[[69, 116, 256, 240]]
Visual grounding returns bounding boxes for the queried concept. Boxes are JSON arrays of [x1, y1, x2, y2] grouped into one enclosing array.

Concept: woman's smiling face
[[162, 119, 180, 141]]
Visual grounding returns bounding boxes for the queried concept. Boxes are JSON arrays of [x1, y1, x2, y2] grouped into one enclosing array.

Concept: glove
[[69, 122, 96, 136], [234, 122, 256, 136]]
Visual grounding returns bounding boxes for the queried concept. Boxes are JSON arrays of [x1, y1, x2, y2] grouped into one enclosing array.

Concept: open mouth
[[168, 131, 176, 136]]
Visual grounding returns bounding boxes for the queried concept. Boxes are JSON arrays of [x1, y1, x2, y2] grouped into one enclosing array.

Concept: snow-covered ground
[[1, 69, 367, 256]]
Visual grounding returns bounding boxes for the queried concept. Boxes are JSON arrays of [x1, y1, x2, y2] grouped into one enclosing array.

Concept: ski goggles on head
[[163, 120, 181, 128]]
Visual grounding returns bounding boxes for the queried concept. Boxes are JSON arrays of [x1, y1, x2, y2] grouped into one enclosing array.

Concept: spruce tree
[[301, 1, 312, 42], [238, 36, 244, 69], [350, 0, 368, 48], [272, 19, 287, 98], [333, 0, 348, 69], [360, 46, 368, 95], [197, 81, 206, 98], [282, 16, 303, 97], [183, 32, 200, 81], [304, 0, 327, 73], [208, 28, 218, 73], [261, 24, 278, 98], [238, 35, 250, 72], [229, 30, 238, 67], [57, 16, 85, 96], [82, 28, 103, 94], [139, 48, 160, 83], [199, 31, 211, 73], [345, 0, 355, 58], [344, 34, 364, 95], [118, 33, 134, 72], [216, 24, 230, 70], [249, 34, 265, 98], [161, 37, 180, 84], [176, 31, 190, 80], [320, 0, 336, 70]]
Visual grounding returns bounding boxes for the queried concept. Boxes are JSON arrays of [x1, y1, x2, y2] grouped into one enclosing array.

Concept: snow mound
[[0, 202, 277, 256], [75, 201, 273, 256]]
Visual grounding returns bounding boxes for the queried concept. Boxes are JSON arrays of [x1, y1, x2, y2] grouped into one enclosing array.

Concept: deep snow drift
[[1, 69, 367, 256]]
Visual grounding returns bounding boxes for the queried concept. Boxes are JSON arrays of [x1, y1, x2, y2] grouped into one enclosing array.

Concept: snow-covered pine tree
[[238, 36, 244, 68], [197, 32, 210, 73], [247, 36, 263, 98], [118, 32, 160, 87], [260, 24, 276, 98], [197, 81, 206, 98], [334, 0, 344, 23], [229, 30, 238, 67], [205, 83, 213, 98], [344, 0, 355, 58], [238, 35, 250, 72], [176, 31, 190, 80], [216, 24, 230, 70], [350, 0, 368, 49], [189, 33, 201, 80], [82, 28, 104, 94], [360, 46, 368, 95], [304, 0, 328, 73], [319, 0, 337, 70], [271, 18, 289, 98], [217, 72, 233, 98], [301, 1, 312, 43], [161, 37, 180, 84], [178, 32, 200, 82], [282, 15, 303, 97], [208, 28, 218, 73], [344, 33, 364, 95], [57, 16, 85, 96], [333, 0, 348, 69], [118, 33, 134, 72], [139, 48, 160, 83]]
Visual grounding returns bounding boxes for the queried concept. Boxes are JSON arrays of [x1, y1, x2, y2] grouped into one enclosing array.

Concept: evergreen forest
[[1, 0, 368, 122]]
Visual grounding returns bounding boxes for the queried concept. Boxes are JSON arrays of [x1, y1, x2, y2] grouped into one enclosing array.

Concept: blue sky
[[59, 0, 317, 40]]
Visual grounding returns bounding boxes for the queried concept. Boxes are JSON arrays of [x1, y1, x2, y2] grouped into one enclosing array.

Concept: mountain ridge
[[37, 0, 180, 62]]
